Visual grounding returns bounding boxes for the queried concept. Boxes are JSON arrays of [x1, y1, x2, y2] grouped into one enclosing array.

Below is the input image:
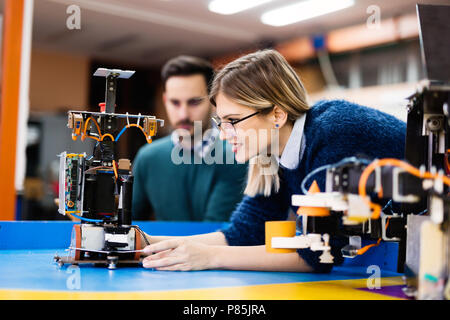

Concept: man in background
[[132, 55, 247, 221]]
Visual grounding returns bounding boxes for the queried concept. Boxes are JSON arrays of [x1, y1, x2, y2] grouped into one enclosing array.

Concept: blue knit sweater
[[220, 99, 407, 273]]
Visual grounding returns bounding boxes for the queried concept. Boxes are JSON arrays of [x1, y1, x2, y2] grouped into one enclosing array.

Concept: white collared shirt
[[278, 114, 306, 170]]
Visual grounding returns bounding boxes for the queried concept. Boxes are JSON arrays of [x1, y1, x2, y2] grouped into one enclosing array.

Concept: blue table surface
[[0, 221, 402, 293], [0, 249, 401, 292]]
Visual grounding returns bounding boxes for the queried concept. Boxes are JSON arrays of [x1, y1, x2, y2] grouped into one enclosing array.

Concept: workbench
[[0, 221, 408, 300]]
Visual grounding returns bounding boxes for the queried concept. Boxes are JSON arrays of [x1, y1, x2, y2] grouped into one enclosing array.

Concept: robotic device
[[266, 4, 450, 299], [54, 68, 164, 269]]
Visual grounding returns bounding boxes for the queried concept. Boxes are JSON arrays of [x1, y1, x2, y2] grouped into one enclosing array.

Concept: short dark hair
[[161, 55, 214, 93]]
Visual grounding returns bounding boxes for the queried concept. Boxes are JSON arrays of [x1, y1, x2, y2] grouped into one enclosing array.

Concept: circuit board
[[58, 152, 86, 215]]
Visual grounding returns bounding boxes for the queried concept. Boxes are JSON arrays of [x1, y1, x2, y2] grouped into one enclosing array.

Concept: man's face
[[163, 74, 211, 135]]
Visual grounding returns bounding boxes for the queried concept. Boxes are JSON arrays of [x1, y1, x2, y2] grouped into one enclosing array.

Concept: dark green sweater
[[132, 135, 248, 221]]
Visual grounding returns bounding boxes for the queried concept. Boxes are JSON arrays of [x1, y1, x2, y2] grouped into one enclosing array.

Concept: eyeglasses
[[212, 111, 261, 136]]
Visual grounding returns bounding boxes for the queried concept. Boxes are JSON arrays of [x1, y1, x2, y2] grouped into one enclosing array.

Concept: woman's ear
[[273, 106, 289, 128]]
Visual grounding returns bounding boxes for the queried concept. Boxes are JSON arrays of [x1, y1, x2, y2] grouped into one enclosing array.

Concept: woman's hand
[[142, 238, 217, 271]]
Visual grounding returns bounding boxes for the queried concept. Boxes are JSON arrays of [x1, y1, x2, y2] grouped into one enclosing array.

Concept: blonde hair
[[210, 49, 310, 197]]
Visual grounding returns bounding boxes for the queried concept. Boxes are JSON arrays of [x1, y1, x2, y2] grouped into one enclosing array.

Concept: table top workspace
[[0, 221, 409, 300]]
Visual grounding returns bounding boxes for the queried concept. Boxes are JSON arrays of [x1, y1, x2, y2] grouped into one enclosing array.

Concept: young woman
[[139, 49, 406, 273]]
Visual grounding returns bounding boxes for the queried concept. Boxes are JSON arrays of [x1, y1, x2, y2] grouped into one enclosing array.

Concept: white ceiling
[[1, 0, 449, 67]]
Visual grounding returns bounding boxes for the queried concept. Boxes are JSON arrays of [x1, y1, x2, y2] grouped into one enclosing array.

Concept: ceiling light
[[209, 0, 273, 15], [261, 0, 355, 27]]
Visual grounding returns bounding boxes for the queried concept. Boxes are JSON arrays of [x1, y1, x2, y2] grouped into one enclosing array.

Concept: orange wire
[[358, 158, 450, 220], [112, 160, 118, 180], [83, 135, 100, 142], [356, 238, 382, 255], [354, 157, 449, 257], [445, 150, 450, 174], [101, 133, 115, 141], [126, 124, 152, 143], [84, 117, 101, 135], [82, 116, 102, 141], [65, 211, 81, 222], [80, 117, 154, 144], [356, 217, 391, 256]]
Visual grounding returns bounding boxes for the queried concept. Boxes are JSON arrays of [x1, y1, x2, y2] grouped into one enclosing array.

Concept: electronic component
[[54, 68, 163, 269], [266, 4, 450, 300], [58, 152, 86, 216]]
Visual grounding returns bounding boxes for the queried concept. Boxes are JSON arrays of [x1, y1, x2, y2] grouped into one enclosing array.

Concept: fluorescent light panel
[[261, 0, 355, 27], [209, 0, 273, 15]]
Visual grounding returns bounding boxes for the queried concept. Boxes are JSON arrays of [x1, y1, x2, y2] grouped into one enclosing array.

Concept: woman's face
[[215, 92, 276, 163]]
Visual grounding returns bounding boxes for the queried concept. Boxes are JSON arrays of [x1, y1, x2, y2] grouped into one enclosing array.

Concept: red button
[[99, 102, 106, 112]]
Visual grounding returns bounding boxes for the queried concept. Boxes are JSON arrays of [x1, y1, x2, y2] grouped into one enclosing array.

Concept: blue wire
[[68, 212, 103, 223], [382, 199, 393, 213], [115, 126, 127, 141], [300, 157, 372, 194], [417, 209, 428, 215], [301, 164, 332, 194]]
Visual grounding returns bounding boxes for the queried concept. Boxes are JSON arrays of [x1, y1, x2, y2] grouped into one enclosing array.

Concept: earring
[[275, 124, 279, 128]]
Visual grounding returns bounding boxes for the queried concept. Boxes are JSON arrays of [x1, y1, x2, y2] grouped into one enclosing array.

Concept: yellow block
[[265, 221, 296, 253]]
